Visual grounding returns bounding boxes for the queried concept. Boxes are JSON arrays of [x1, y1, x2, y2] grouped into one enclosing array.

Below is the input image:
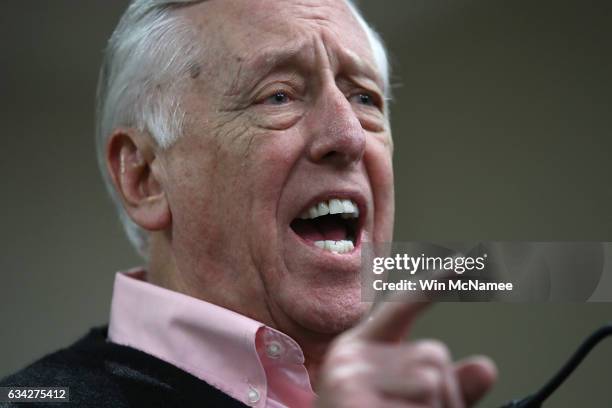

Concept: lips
[[290, 195, 364, 255]]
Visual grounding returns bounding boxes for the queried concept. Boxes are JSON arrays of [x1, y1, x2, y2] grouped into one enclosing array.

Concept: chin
[[277, 281, 370, 335]]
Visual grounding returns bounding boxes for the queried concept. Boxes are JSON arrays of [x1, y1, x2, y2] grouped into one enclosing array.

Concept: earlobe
[[106, 129, 171, 231]]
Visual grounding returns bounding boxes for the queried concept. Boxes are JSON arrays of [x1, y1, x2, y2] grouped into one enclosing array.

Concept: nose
[[307, 85, 366, 168]]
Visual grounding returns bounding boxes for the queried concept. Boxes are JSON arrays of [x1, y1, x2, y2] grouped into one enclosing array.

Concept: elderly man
[[1, 0, 496, 407]]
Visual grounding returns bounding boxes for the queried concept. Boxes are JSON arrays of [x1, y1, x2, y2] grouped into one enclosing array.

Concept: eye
[[350, 92, 379, 108], [263, 91, 291, 105]]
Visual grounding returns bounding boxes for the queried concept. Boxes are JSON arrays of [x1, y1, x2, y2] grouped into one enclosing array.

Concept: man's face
[[157, 0, 394, 335]]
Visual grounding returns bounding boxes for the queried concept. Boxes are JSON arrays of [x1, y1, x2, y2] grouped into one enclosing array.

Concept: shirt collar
[[108, 268, 314, 407]]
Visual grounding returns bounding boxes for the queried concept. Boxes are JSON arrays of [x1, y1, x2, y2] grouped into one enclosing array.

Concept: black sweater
[[0, 326, 248, 407]]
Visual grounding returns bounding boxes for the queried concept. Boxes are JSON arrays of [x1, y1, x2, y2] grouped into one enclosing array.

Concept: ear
[[106, 129, 171, 231]]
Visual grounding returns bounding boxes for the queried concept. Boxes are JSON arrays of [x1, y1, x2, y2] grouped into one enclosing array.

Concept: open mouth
[[290, 198, 361, 254]]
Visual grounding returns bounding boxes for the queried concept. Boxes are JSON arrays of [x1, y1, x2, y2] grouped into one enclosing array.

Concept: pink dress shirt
[[108, 268, 316, 407]]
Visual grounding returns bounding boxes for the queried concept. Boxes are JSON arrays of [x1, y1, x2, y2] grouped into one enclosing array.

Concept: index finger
[[349, 293, 432, 343], [349, 267, 459, 343]]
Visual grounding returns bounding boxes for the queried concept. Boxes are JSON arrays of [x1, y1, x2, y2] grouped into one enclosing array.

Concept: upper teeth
[[299, 198, 359, 220]]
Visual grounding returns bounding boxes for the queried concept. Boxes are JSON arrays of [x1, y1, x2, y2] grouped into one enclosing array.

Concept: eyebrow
[[228, 41, 384, 96], [225, 46, 307, 97]]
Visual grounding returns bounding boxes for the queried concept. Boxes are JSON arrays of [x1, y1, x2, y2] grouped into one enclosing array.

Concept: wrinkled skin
[[156, 0, 394, 355], [107, 0, 496, 405]]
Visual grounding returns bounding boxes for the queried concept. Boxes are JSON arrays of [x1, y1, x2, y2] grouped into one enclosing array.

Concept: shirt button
[[247, 387, 260, 404], [265, 341, 283, 359]]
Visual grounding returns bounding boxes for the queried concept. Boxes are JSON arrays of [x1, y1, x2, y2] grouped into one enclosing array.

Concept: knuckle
[[416, 366, 443, 398], [322, 361, 373, 392], [321, 343, 374, 388], [327, 341, 367, 365]]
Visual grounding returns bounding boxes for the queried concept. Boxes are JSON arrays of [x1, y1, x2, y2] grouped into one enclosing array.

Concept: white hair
[[96, 0, 391, 258]]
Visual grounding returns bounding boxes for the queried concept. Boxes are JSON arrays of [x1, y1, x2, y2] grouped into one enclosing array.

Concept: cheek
[[243, 130, 307, 264], [364, 138, 395, 242], [164, 154, 218, 239], [244, 128, 307, 203], [162, 131, 245, 249]]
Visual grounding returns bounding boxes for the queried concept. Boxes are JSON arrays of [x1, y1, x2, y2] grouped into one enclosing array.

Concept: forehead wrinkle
[[194, 0, 382, 96], [287, 0, 352, 25], [285, 0, 381, 86], [318, 29, 383, 92], [338, 48, 383, 91], [227, 35, 382, 98]]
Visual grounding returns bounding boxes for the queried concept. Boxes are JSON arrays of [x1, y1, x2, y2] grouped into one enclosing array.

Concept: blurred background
[[1, 0, 611, 406]]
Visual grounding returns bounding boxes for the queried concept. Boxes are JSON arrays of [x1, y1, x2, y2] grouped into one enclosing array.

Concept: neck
[[263, 304, 340, 388], [146, 233, 344, 388], [300, 335, 335, 388]]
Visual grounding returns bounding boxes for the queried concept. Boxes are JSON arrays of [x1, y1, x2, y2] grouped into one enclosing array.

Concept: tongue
[[317, 216, 348, 240], [291, 216, 348, 242]]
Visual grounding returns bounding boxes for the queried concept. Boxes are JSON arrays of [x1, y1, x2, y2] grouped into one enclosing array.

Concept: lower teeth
[[314, 240, 355, 254]]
